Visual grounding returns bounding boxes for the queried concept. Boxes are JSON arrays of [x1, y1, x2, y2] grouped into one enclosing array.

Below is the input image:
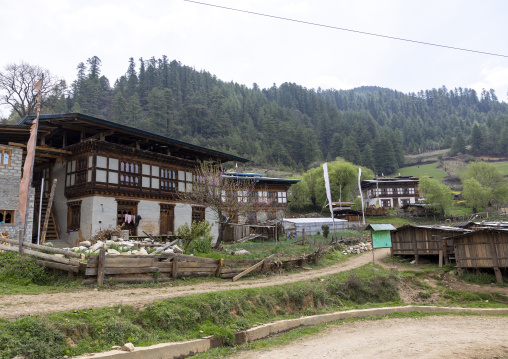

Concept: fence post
[[97, 247, 106, 286]]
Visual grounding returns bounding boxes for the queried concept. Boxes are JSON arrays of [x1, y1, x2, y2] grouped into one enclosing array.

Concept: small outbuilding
[[391, 225, 471, 265], [282, 218, 348, 237], [365, 224, 396, 248], [450, 228, 508, 283]]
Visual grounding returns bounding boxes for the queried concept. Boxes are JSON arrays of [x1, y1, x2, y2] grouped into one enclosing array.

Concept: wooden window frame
[[160, 168, 177, 192], [0, 209, 15, 225], [67, 201, 81, 231], [66, 157, 88, 188], [119, 160, 141, 188], [0, 149, 11, 166], [192, 206, 205, 223]]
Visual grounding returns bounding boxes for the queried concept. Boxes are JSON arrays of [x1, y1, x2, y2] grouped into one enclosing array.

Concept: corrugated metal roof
[[394, 224, 472, 233], [365, 224, 397, 231]]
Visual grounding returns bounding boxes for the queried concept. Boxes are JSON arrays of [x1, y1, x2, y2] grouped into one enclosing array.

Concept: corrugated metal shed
[[283, 218, 348, 236]]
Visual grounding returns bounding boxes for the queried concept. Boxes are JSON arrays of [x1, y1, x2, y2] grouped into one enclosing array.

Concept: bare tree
[[180, 163, 265, 247], [0, 62, 66, 119]]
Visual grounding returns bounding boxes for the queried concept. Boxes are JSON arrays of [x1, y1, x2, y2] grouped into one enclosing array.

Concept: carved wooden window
[[120, 160, 140, 187], [160, 168, 177, 192], [66, 157, 89, 187], [0, 149, 11, 166], [0, 210, 15, 225], [408, 188, 415, 195], [67, 201, 81, 231], [192, 206, 205, 223], [76, 157, 87, 185]]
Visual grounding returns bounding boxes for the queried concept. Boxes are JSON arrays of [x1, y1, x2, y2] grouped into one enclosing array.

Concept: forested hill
[[44, 56, 508, 173]]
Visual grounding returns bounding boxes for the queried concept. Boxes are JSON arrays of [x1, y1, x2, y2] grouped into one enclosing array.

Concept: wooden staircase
[[33, 194, 60, 243]]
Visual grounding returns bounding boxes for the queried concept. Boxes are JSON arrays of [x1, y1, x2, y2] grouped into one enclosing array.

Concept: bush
[[177, 220, 212, 253], [321, 225, 330, 238]]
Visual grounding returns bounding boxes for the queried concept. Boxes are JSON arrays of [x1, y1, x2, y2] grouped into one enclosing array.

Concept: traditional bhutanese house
[[450, 228, 508, 283], [221, 172, 300, 242], [365, 224, 396, 248], [361, 176, 420, 208], [391, 225, 472, 265], [0, 113, 248, 246]]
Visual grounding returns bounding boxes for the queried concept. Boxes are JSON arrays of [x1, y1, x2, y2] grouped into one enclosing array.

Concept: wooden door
[[160, 204, 174, 235]]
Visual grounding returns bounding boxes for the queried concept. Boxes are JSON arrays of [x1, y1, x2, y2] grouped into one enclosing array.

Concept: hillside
[[11, 56, 508, 173]]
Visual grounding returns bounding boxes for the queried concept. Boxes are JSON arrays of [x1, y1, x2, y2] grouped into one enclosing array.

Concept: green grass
[[202, 231, 366, 261], [0, 252, 82, 295], [395, 162, 447, 181], [492, 161, 508, 176], [365, 216, 412, 226]]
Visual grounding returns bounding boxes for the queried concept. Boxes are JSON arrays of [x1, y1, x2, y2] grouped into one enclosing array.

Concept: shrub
[[321, 225, 330, 238], [176, 220, 212, 253]]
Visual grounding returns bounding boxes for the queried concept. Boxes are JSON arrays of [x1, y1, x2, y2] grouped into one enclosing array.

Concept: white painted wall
[[205, 207, 218, 244], [174, 203, 192, 231], [137, 200, 160, 235]]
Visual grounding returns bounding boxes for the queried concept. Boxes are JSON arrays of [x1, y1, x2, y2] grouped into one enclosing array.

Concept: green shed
[[365, 224, 397, 248]]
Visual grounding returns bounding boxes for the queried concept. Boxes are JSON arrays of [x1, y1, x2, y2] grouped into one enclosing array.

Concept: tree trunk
[[215, 220, 227, 248]]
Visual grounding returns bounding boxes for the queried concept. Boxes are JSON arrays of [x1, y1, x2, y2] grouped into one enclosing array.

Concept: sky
[[1, 0, 508, 116]]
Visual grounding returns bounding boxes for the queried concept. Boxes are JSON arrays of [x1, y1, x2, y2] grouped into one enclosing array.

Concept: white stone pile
[[64, 237, 184, 256], [342, 241, 372, 255]]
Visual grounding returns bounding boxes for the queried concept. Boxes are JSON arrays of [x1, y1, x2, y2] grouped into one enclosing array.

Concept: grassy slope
[[395, 162, 447, 181]]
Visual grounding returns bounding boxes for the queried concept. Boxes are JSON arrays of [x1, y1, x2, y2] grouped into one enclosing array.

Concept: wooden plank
[[104, 256, 155, 268], [97, 248, 106, 286], [41, 179, 57, 244], [35, 259, 79, 273], [87, 266, 162, 276], [219, 267, 247, 274], [1, 236, 82, 258], [232, 254, 275, 282], [176, 262, 218, 269]]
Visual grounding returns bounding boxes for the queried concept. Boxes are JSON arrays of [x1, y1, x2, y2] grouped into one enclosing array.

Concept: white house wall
[[205, 207, 218, 244], [174, 203, 192, 234], [137, 200, 160, 235]]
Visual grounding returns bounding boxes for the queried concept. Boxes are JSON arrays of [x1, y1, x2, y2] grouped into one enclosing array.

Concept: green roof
[[365, 224, 397, 231]]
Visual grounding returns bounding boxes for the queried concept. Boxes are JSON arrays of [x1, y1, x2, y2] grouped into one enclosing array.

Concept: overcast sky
[[2, 0, 508, 117]]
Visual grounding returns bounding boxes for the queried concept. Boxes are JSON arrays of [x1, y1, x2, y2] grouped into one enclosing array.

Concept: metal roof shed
[[365, 224, 396, 248]]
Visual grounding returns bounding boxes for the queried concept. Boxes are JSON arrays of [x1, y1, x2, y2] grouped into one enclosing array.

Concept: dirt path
[[233, 316, 508, 359], [0, 248, 390, 319]]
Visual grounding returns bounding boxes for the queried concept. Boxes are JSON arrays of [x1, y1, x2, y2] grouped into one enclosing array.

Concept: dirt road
[[234, 316, 508, 359], [0, 248, 389, 319]]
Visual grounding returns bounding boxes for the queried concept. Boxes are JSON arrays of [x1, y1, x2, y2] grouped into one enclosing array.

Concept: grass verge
[[0, 265, 400, 359]]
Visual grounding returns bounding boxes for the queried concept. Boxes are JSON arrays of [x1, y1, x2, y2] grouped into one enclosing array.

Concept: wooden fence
[[84, 247, 323, 285], [0, 236, 82, 276]]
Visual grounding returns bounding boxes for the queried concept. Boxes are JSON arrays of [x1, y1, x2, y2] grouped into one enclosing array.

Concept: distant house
[[361, 176, 420, 208]]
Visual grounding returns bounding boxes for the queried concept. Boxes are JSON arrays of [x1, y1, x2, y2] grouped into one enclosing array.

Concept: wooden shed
[[391, 225, 471, 265], [451, 228, 508, 283]]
